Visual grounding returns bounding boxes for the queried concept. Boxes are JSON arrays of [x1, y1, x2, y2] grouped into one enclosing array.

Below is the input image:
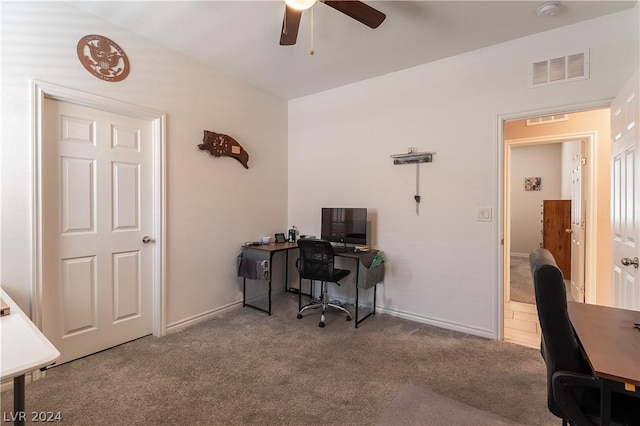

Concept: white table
[[0, 289, 60, 425]]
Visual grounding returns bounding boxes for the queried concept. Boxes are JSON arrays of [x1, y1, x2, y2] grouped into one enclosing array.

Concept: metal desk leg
[[600, 379, 611, 426], [284, 250, 289, 292], [373, 285, 377, 314], [353, 256, 377, 328], [268, 277, 272, 315], [243, 278, 247, 307], [241, 253, 272, 315], [354, 258, 360, 327], [355, 285, 359, 327], [243, 278, 271, 315], [268, 252, 274, 315], [14, 374, 25, 426]]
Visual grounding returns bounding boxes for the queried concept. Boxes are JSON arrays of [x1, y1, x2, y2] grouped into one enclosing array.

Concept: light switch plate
[[477, 208, 492, 222]]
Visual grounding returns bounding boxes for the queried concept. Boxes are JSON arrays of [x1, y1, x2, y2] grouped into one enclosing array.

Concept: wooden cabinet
[[542, 200, 571, 279]]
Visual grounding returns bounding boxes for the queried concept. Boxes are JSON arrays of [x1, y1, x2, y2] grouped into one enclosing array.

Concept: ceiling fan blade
[[280, 5, 303, 46], [322, 1, 386, 29]]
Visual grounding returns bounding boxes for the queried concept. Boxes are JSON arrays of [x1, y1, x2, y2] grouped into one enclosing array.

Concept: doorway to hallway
[[500, 107, 611, 347]]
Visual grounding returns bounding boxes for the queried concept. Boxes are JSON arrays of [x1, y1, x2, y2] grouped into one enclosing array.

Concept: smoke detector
[[537, 1, 561, 17]]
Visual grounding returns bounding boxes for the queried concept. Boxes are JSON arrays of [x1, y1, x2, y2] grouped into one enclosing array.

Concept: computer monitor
[[321, 208, 367, 246]]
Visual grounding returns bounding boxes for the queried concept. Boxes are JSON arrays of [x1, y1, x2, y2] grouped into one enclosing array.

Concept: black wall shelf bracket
[[390, 149, 434, 216], [390, 151, 433, 165]]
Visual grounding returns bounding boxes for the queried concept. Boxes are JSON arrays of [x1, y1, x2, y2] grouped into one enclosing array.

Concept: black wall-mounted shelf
[[390, 151, 433, 165]]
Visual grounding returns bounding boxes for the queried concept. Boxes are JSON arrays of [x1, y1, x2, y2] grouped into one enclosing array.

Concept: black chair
[[296, 239, 351, 328], [530, 248, 640, 426]]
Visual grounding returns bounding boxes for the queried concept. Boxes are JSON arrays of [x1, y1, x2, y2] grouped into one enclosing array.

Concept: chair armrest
[[552, 371, 600, 426]]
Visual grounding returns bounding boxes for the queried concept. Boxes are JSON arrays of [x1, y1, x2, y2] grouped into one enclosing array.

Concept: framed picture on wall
[[525, 177, 542, 191]]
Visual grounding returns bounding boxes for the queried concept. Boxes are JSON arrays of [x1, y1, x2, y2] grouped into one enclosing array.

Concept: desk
[[334, 250, 380, 328], [240, 243, 382, 326], [240, 242, 298, 315], [0, 289, 60, 426], [567, 301, 640, 425]]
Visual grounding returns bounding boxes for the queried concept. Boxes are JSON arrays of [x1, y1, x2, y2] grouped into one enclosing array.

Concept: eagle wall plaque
[[77, 35, 130, 82]]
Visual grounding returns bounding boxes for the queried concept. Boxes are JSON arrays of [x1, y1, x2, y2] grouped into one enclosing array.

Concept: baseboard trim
[[166, 300, 243, 333], [510, 252, 529, 258], [376, 306, 497, 340], [1, 371, 35, 393], [166, 290, 497, 341]]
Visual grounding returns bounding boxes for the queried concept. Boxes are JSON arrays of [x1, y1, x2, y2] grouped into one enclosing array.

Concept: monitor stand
[[333, 242, 349, 253]]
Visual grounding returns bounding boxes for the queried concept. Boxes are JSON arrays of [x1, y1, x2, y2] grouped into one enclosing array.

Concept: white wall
[[2, 2, 637, 340], [288, 7, 639, 338], [0, 2, 288, 327], [510, 144, 563, 254]]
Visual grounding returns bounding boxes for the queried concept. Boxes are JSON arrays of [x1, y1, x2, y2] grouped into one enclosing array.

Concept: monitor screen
[[321, 208, 367, 245]]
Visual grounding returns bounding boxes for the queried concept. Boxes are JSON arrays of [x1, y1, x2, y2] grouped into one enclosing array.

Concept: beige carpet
[[376, 384, 525, 425], [1, 292, 557, 425], [510, 254, 574, 304], [510, 255, 535, 304]]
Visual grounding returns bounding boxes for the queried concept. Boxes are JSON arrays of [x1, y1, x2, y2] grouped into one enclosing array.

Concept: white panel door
[[570, 144, 585, 302], [611, 71, 640, 311], [42, 98, 153, 364]]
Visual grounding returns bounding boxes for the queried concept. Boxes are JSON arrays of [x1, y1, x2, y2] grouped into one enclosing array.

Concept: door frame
[[31, 81, 167, 340], [496, 100, 610, 340]]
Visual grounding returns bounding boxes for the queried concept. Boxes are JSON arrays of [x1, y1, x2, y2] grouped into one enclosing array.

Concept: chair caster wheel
[[318, 321, 325, 328], [297, 313, 303, 319], [346, 316, 352, 321]]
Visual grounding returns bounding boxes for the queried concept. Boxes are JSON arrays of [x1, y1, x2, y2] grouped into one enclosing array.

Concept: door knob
[[621, 257, 639, 268], [142, 236, 154, 244], [565, 229, 572, 234]]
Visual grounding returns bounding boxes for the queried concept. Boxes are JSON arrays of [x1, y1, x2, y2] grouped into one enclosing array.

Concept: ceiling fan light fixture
[[284, 0, 317, 11], [536, 1, 561, 17]]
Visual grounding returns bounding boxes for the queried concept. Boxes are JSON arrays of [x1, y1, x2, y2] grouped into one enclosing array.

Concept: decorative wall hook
[[198, 130, 249, 169], [390, 148, 434, 215], [390, 148, 433, 165]]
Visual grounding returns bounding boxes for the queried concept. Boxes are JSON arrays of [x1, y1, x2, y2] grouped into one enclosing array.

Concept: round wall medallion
[[77, 35, 130, 82]]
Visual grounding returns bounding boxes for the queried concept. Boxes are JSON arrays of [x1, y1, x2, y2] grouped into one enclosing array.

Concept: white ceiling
[[69, 1, 636, 99]]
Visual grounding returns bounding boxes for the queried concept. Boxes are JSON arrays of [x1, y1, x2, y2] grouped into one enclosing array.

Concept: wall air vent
[[529, 50, 589, 88], [526, 114, 568, 126]]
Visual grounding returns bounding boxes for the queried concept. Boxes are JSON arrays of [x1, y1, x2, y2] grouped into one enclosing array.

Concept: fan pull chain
[[309, 6, 315, 55]]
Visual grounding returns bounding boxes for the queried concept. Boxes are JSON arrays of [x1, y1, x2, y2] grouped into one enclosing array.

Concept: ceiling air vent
[[529, 50, 589, 88], [526, 114, 568, 126]]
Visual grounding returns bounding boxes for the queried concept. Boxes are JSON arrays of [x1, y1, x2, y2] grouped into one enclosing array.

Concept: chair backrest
[[530, 248, 591, 416], [296, 239, 336, 282]]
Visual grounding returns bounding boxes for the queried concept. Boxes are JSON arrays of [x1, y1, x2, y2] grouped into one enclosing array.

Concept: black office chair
[[530, 248, 640, 426], [296, 239, 351, 328]]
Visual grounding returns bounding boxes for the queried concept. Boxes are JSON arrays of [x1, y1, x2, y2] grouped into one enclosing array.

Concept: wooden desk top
[[567, 301, 640, 386], [242, 242, 298, 253], [334, 249, 378, 259], [242, 241, 379, 258], [242, 242, 377, 257]]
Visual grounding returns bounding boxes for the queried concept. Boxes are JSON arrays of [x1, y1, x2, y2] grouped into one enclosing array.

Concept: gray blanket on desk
[[237, 250, 270, 280]]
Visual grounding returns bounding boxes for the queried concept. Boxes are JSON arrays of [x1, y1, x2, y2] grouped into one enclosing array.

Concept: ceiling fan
[[280, 0, 386, 46]]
